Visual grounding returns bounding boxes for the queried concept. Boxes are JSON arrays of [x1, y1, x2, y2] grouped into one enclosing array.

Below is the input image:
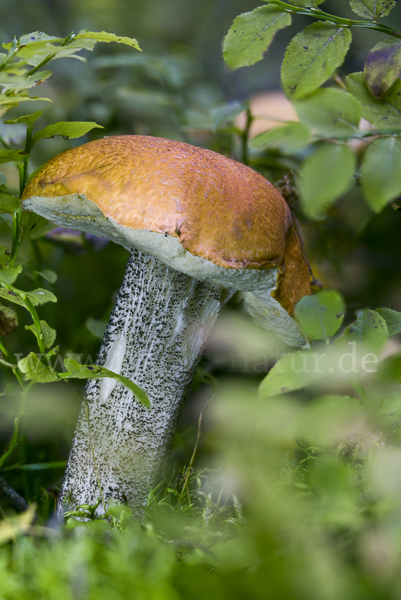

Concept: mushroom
[[21, 135, 312, 516]]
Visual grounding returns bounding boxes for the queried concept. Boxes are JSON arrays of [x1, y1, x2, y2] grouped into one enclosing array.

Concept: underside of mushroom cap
[[22, 135, 313, 346]]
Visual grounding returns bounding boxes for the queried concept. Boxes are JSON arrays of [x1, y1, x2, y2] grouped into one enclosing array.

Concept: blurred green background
[[0, 5, 401, 598]]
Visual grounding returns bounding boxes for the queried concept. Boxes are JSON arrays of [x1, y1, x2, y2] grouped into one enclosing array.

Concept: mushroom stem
[[58, 248, 224, 517]]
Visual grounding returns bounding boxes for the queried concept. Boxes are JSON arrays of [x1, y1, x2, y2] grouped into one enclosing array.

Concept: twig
[[0, 475, 28, 511]]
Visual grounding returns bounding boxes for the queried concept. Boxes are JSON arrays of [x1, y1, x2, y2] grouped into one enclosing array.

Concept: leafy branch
[[266, 0, 401, 38], [0, 28, 146, 473]]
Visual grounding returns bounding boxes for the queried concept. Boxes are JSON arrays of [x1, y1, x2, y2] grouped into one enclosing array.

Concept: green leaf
[[281, 23, 352, 100], [74, 30, 141, 51], [259, 350, 324, 397], [32, 121, 103, 145], [25, 288, 57, 306], [364, 40, 401, 99], [25, 320, 56, 349], [85, 317, 107, 339], [34, 269, 57, 284], [294, 88, 361, 136], [0, 70, 52, 92], [0, 265, 22, 286], [343, 309, 388, 349], [345, 72, 401, 129], [299, 143, 356, 217], [210, 101, 247, 132], [0, 150, 26, 165], [63, 359, 150, 408], [0, 194, 21, 214], [0, 173, 7, 186], [0, 247, 10, 267], [20, 212, 48, 236], [4, 110, 43, 127], [376, 307, 401, 336], [223, 6, 291, 69], [0, 287, 57, 309], [286, 0, 325, 5], [0, 302, 18, 336], [294, 290, 346, 340], [18, 352, 59, 383], [349, 0, 398, 19], [360, 137, 401, 212], [250, 122, 310, 153]]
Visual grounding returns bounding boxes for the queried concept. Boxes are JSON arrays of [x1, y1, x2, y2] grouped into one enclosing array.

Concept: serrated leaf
[[0, 150, 26, 165], [364, 39, 401, 99], [35, 269, 57, 284], [294, 88, 361, 136], [63, 359, 149, 407], [25, 320, 56, 349], [4, 110, 43, 127], [0, 194, 21, 214], [360, 137, 401, 211], [376, 308, 401, 336], [259, 350, 324, 397], [0, 96, 51, 120], [0, 302, 18, 336], [343, 309, 388, 350], [0, 173, 7, 185], [223, 6, 291, 69], [32, 121, 103, 145], [250, 122, 310, 152], [295, 290, 346, 340], [345, 72, 401, 129], [18, 32, 62, 46], [0, 265, 22, 285], [74, 30, 141, 51], [349, 0, 398, 19], [299, 143, 356, 217], [0, 70, 52, 92], [281, 23, 352, 100], [18, 352, 59, 383]]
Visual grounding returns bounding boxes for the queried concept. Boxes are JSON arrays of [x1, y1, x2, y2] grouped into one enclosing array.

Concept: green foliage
[[295, 289, 345, 340], [299, 143, 356, 217], [293, 88, 361, 137], [32, 121, 104, 145], [281, 23, 352, 100], [223, 6, 291, 69], [250, 122, 310, 152], [349, 0, 398, 19], [346, 72, 401, 129], [364, 39, 401, 98], [0, 5, 401, 599], [360, 137, 401, 211]]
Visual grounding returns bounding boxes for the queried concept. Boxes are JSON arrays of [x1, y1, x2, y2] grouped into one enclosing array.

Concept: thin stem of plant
[[175, 394, 215, 510], [268, 0, 401, 38]]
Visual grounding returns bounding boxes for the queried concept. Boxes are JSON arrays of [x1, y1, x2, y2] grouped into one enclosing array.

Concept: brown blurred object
[[236, 91, 299, 137], [0, 302, 18, 337]]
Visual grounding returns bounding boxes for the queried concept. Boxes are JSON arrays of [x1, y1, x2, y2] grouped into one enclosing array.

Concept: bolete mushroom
[[22, 135, 312, 516]]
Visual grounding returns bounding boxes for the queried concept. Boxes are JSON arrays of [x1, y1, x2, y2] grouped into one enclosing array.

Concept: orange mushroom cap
[[23, 135, 312, 315]]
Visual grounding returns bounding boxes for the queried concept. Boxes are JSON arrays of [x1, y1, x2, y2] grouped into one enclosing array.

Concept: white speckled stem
[[58, 248, 223, 517]]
